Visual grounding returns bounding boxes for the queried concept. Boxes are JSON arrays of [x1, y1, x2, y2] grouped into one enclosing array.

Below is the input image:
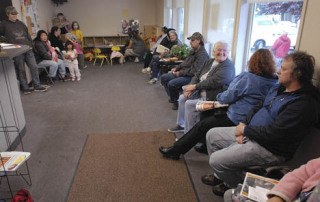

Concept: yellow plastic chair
[[93, 48, 110, 66]]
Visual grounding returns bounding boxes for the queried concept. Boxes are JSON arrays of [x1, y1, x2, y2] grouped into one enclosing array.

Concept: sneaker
[[134, 57, 139, 62], [34, 86, 47, 92], [83, 65, 87, 69], [77, 77, 81, 81], [148, 78, 158, 84], [23, 89, 33, 95], [71, 78, 75, 82], [168, 125, 184, 133], [141, 68, 148, 73], [146, 67, 151, 72]]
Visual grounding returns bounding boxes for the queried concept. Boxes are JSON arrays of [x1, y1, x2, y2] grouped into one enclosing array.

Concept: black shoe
[[201, 174, 223, 186], [168, 125, 184, 133], [168, 99, 175, 103], [159, 146, 180, 160], [172, 102, 178, 110], [212, 183, 230, 197], [194, 143, 208, 154], [34, 86, 47, 92]]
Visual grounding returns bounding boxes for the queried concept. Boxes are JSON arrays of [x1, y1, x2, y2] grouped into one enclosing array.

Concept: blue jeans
[[38, 60, 59, 78], [150, 55, 161, 79], [206, 127, 285, 187], [13, 50, 41, 89], [38, 59, 66, 78], [160, 73, 192, 102], [177, 94, 203, 134]]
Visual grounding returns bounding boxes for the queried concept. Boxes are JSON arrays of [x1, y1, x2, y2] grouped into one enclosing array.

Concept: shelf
[[83, 35, 129, 48]]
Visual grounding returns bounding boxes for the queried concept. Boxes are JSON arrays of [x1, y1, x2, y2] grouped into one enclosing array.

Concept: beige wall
[[37, 0, 55, 33], [52, 0, 159, 36], [298, 0, 320, 87]]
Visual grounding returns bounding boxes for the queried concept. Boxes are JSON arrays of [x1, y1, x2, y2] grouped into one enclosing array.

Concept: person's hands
[[184, 84, 196, 92], [267, 196, 285, 202], [172, 71, 180, 77], [183, 90, 191, 99], [235, 122, 246, 144]]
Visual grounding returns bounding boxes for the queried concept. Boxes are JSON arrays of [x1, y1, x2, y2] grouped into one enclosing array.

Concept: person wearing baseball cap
[[160, 32, 209, 110], [0, 6, 47, 94], [187, 32, 204, 44]]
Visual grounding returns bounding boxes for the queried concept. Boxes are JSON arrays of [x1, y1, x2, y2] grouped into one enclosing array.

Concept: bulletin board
[[19, 0, 39, 37]]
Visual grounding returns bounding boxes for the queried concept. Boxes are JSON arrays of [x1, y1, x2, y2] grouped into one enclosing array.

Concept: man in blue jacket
[[203, 51, 320, 196]]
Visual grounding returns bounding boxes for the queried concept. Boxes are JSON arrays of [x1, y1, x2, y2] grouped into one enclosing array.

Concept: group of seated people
[[0, 7, 86, 94], [146, 28, 320, 200]]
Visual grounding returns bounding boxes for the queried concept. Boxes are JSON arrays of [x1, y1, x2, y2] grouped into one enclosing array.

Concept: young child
[[62, 41, 81, 81], [65, 33, 86, 69]]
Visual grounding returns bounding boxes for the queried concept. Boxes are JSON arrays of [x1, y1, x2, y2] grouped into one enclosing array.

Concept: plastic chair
[[93, 48, 110, 66]]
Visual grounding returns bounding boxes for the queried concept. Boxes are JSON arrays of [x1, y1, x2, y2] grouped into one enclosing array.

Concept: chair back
[[93, 48, 102, 56]]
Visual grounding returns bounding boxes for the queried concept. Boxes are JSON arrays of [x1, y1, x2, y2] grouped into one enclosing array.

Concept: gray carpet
[[17, 62, 222, 202]]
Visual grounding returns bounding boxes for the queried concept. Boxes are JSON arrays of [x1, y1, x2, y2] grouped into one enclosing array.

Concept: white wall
[[53, 0, 159, 36], [186, 0, 204, 40], [36, 0, 55, 32], [298, 0, 320, 87]]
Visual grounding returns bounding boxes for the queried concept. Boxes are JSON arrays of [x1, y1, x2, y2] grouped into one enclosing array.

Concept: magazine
[[156, 44, 169, 53], [0, 152, 31, 172], [195, 101, 229, 112], [240, 172, 279, 202]]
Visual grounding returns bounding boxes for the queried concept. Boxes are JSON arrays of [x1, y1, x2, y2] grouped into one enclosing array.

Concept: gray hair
[[213, 41, 229, 51]]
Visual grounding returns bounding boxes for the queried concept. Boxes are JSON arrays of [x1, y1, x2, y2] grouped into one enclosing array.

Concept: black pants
[[144, 52, 153, 68], [173, 113, 235, 154]]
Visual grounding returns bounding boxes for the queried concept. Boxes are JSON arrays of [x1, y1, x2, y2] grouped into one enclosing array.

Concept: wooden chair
[[93, 48, 110, 67]]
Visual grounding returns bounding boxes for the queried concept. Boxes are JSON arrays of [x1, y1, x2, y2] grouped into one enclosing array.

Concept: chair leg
[[100, 58, 104, 67], [93, 58, 97, 66]]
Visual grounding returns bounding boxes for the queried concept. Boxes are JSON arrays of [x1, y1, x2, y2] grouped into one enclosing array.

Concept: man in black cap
[[160, 32, 209, 110], [0, 6, 47, 94]]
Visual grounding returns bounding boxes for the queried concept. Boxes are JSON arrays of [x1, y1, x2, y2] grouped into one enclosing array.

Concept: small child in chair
[[62, 41, 81, 81]]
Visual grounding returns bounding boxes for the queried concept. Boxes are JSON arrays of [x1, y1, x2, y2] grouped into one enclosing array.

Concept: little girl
[[62, 41, 81, 81]]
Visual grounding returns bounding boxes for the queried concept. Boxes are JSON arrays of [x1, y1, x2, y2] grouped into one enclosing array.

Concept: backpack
[[12, 188, 33, 202]]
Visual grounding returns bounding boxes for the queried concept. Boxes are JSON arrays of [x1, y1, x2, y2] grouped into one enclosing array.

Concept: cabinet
[[83, 35, 129, 48]]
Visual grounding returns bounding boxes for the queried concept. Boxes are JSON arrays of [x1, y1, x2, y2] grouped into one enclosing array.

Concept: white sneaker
[[141, 68, 148, 73], [77, 77, 81, 81], [134, 57, 139, 62], [148, 78, 158, 84], [146, 67, 151, 72]]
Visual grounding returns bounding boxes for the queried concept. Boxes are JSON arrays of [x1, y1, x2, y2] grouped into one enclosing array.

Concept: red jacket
[[272, 34, 291, 58]]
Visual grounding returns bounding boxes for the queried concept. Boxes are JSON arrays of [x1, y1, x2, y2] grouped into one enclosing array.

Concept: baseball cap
[[5, 6, 18, 15], [187, 32, 203, 41]]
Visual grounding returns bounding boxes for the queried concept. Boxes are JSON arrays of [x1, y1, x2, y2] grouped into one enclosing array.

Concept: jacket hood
[[280, 34, 290, 42]]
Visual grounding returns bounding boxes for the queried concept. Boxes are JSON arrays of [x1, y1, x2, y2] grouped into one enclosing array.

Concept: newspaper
[[156, 44, 169, 53], [195, 101, 229, 112], [240, 172, 279, 202], [0, 151, 31, 172]]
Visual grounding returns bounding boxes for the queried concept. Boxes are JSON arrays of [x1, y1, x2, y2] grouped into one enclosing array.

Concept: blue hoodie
[[216, 72, 277, 124]]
